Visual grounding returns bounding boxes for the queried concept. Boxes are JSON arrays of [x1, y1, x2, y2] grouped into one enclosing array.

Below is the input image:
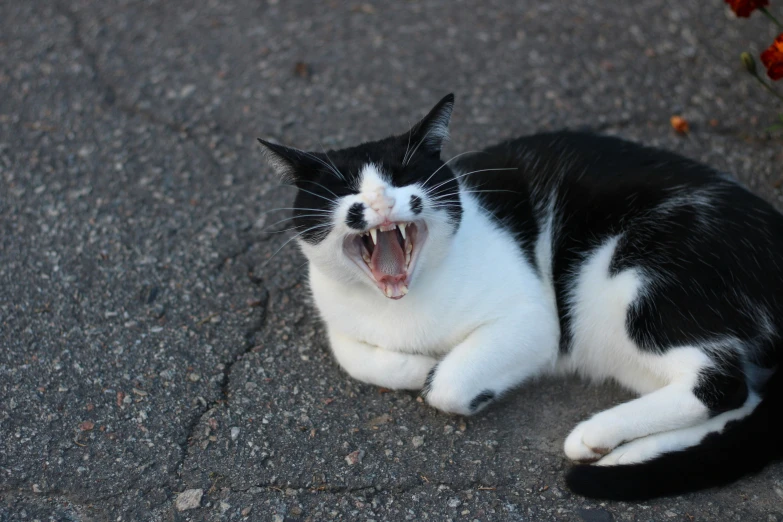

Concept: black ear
[[404, 93, 455, 162], [257, 138, 320, 184]]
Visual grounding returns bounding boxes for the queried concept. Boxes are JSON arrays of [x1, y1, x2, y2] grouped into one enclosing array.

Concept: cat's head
[[258, 94, 462, 299]]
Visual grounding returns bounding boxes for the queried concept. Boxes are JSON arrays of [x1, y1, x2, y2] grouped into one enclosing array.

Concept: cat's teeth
[[398, 223, 407, 240], [379, 223, 397, 232], [405, 252, 411, 265], [384, 286, 393, 298], [362, 251, 371, 264], [405, 242, 412, 254], [369, 228, 378, 244], [400, 284, 408, 295]]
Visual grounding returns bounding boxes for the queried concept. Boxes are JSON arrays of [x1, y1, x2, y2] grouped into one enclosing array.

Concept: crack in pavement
[[53, 0, 277, 506], [55, 1, 225, 176], [172, 278, 271, 485]]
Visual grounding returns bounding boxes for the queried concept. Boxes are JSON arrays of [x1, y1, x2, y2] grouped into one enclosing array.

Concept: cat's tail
[[565, 366, 783, 500]]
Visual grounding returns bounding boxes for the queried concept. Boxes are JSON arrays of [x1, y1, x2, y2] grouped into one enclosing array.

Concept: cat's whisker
[[402, 119, 414, 166], [295, 186, 339, 206], [300, 149, 344, 181], [262, 225, 309, 235], [264, 180, 339, 199], [421, 150, 484, 187], [261, 214, 331, 231], [259, 207, 333, 215], [430, 189, 523, 202], [318, 140, 347, 182], [404, 127, 434, 167], [300, 179, 341, 200], [425, 167, 519, 194], [261, 223, 332, 268]]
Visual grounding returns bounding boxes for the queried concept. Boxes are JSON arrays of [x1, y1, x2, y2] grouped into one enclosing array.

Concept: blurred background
[[2, 1, 782, 520]]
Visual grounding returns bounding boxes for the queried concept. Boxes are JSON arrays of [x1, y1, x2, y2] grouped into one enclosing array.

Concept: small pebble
[[412, 436, 425, 448], [188, 373, 201, 382], [242, 507, 253, 517], [231, 427, 241, 440], [175, 489, 203, 511], [367, 413, 392, 427], [345, 449, 365, 465]]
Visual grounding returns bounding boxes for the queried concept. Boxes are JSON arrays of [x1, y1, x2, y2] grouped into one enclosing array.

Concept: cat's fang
[[384, 285, 394, 298], [370, 228, 378, 245], [398, 223, 407, 239]]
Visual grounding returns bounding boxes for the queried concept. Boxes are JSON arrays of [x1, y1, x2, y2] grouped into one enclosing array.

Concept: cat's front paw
[[421, 364, 496, 415]]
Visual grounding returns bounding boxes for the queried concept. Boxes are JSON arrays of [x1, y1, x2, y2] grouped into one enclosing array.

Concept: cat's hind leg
[[564, 347, 748, 463], [595, 392, 760, 466]]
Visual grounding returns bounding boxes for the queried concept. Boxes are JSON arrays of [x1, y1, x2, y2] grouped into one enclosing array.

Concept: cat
[[257, 94, 783, 500]]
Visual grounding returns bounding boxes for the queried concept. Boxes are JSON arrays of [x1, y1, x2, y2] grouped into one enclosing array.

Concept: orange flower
[[670, 115, 689, 134], [724, 0, 769, 17], [761, 33, 783, 80]]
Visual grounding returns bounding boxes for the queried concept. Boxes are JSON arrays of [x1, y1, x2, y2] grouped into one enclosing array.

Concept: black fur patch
[[258, 94, 463, 245], [346, 202, 367, 230], [456, 131, 783, 357], [469, 390, 495, 412], [410, 194, 423, 214], [694, 363, 749, 415], [420, 366, 438, 399]]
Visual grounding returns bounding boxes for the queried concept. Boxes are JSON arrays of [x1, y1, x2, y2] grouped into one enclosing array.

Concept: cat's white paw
[[378, 352, 439, 390], [564, 417, 622, 463], [422, 364, 496, 415], [336, 347, 437, 390], [596, 432, 666, 466], [564, 422, 603, 462]]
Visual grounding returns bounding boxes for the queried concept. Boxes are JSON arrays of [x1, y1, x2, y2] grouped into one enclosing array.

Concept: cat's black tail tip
[[565, 464, 653, 501]]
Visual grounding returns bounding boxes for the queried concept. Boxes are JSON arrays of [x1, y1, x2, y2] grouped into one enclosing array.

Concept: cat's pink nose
[[368, 191, 396, 216]]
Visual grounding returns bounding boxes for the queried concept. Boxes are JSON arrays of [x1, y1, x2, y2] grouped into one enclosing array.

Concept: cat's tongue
[[370, 229, 406, 293]]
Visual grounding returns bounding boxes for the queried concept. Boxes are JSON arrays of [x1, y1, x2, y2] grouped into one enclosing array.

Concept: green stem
[[752, 71, 783, 103], [759, 7, 783, 29]]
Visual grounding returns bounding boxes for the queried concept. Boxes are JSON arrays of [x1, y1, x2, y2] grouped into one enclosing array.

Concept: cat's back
[[456, 130, 783, 251], [457, 131, 783, 359]]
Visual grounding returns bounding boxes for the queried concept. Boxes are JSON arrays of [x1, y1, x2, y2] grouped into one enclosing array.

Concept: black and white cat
[[258, 94, 783, 500]]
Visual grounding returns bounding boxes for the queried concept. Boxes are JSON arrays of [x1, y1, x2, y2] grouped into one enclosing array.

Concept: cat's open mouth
[[344, 221, 426, 299]]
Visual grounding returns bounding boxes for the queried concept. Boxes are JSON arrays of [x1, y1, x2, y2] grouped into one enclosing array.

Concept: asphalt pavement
[[1, 0, 782, 520]]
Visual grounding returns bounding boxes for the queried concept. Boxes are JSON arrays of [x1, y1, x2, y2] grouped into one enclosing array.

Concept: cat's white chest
[[308, 201, 546, 357]]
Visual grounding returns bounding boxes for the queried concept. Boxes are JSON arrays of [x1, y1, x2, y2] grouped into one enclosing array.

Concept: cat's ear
[[405, 93, 455, 160], [257, 138, 319, 184]]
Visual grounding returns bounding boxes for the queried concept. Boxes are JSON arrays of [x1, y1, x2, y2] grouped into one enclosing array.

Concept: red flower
[[724, 0, 769, 17], [761, 34, 783, 80]]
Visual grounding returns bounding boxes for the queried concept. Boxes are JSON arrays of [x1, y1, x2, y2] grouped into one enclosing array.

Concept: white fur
[[299, 165, 759, 463], [594, 392, 760, 466]]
